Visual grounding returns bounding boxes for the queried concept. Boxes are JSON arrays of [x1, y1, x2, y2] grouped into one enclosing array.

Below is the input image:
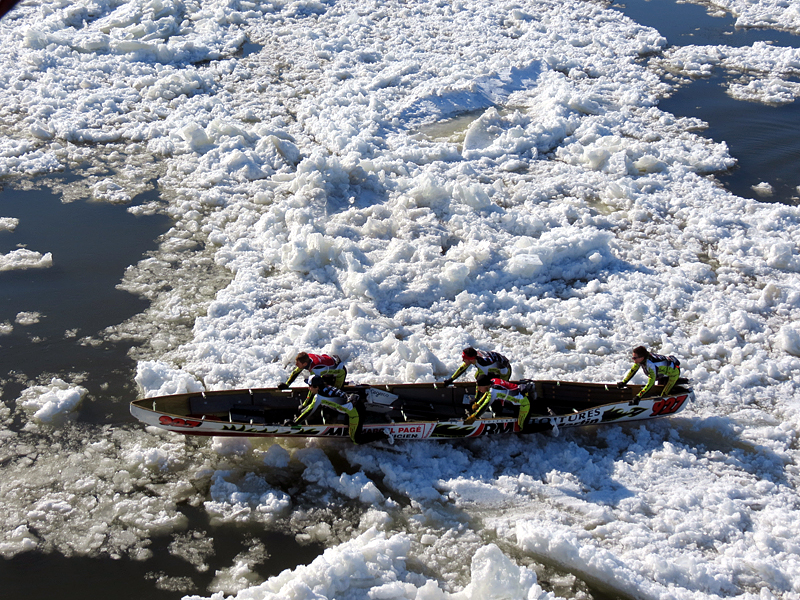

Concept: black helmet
[[476, 374, 492, 387], [309, 376, 324, 388]]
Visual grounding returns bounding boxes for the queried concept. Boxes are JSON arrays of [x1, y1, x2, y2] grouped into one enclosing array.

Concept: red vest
[[308, 354, 338, 368], [490, 379, 519, 392]]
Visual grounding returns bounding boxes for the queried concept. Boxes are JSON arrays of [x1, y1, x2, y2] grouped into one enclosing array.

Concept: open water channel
[[612, 0, 800, 205]]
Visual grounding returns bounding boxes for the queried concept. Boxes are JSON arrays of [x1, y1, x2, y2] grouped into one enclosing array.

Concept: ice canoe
[[130, 380, 693, 442]]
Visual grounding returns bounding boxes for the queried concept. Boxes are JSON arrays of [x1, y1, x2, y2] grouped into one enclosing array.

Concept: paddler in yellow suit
[[465, 375, 533, 428], [295, 376, 363, 443], [278, 352, 347, 389], [443, 347, 512, 386], [617, 346, 682, 403]]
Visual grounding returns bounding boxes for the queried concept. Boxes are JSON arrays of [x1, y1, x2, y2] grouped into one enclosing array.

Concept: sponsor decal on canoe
[[651, 394, 689, 416], [529, 393, 691, 430], [218, 423, 345, 436], [528, 408, 605, 429], [601, 406, 648, 422], [159, 415, 203, 428], [432, 419, 516, 438], [363, 422, 437, 440]]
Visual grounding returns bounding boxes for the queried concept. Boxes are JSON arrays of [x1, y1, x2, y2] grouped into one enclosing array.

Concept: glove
[[277, 382, 289, 390], [470, 403, 479, 411], [464, 416, 476, 425], [443, 378, 454, 386], [616, 381, 626, 389]]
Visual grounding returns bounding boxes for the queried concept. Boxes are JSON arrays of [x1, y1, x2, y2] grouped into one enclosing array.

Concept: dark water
[[0, 176, 325, 598], [0, 517, 323, 600], [241, 40, 264, 57], [612, 0, 800, 47], [612, 0, 800, 205], [0, 177, 171, 419], [661, 78, 800, 204]]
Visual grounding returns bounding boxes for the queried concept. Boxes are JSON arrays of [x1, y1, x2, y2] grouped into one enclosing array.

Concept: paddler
[[295, 376, 364, 444], [278, 351, 347, 389], [442, 347, 512, 386], [617, 346, 682, 403], [465, 375, 532, 427]]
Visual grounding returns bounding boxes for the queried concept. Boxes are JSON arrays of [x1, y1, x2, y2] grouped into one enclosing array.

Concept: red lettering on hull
[[397, 426, 422, 434], [160, 415, 202, 428], [651, 394, 689, 416]]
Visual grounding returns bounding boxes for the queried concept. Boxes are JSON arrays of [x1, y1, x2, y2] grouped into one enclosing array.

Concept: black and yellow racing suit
[[621, 353, 681, 398], [450, 351, 511, 382], [296, 384, 362, 443]]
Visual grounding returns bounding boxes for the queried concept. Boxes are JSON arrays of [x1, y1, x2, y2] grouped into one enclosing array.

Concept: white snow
[[0, 216, 19, 231], [14, 311, 43, 325], [1, 0, 800, 599], [187, 530, 545, 600], [17, 378, 88, 424], [0, 248, 53, 271]]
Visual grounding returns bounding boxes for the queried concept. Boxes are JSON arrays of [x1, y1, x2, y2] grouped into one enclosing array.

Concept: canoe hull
[[130, 381, 693, 441]]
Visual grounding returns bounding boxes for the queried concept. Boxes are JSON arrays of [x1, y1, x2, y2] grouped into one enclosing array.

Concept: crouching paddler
[[465, 375, 533, 429], [443, 347, 512, 386], [617, 346, 682, 403], [296, 376, 364, 444], [279, 352, 347, 389]]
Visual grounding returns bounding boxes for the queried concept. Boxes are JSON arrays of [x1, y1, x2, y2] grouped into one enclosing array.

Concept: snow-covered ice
[[0, 248, 53, 271], [14, 310, 43, 325], [1, 0, 800, 598], [16, 377, 88, 425], [0, 216, 19, 231]]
